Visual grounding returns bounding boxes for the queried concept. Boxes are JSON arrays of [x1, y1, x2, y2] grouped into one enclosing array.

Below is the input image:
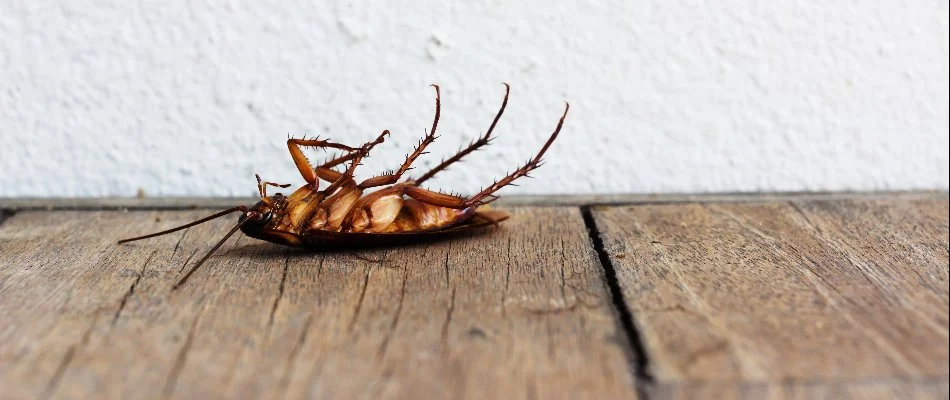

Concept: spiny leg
[[321, 130, 389, 195], [405, 102, 569, 209], [358, 84, 442, 190], [314, 151, 361, 183], [411, 83, 510, 186], [287, 137, 360, 187], [316, 130, 394, 183], [403, 186, 467, 208], [463, 103, 568, 207]]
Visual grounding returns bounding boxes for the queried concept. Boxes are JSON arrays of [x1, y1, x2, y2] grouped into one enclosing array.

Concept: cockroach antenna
[[117, 205, 252, 289]]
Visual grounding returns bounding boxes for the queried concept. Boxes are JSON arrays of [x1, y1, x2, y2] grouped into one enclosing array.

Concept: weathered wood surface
[[0, 208, 634, 399], [0, 193, 947, 399], [592, 197, 949, 398]]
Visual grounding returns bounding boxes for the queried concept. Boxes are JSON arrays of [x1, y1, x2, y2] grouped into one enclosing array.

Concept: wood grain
[[591, 197, 949, 396], [2, 195, 947, 399], [0, 207, 635, 399]]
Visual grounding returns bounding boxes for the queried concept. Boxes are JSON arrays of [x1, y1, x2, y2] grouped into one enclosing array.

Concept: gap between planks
[[581, 205, 655, 399], [588, 197, 949, 398]]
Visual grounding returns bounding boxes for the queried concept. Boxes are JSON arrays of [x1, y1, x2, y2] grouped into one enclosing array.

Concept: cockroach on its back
[[119, 84, 569, 288]]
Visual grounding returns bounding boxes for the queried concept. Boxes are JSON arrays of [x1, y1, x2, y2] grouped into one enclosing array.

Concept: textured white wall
[[1, 1, 947, 197]]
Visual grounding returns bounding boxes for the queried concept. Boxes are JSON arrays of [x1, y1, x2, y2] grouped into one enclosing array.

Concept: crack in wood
[[581, 205, 655, 397], [441, 286, 457, 344], [172, 228, 188, 256], [316, 253, 326, 280], [113, 251, 157, 325], [348, 268, 371, 334], [277, 313, 314, 399], [267, 250, 291, 339], [0, 210, 14, 227], [177, 248, 200, 275], [41, 345, 75, 400], [41, 309, 104, 399], [377, 264, 409, 360], [501, 236, 512, 317], [442, 242, 451, 288], [559, 236, 568, 305]]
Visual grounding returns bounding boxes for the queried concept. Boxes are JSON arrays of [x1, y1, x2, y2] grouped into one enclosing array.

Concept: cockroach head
[[241, 192, 287, 229]]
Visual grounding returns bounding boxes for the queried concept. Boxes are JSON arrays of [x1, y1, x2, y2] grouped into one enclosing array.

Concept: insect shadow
[[217, 224, 500, 266]]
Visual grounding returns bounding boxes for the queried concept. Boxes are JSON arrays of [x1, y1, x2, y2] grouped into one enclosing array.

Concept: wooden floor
[[0, 193, 947, 399]]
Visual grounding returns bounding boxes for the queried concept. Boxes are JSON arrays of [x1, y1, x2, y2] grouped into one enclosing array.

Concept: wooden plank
[[0, 190, 944, 210], [0, 207, 636, 399], [592, 198, 949, 388]]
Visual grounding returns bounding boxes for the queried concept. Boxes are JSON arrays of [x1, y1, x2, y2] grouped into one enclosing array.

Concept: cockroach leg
[[287, 138, 360, 187], [403, 186, 467, 208], [286, 130, 389, 189], [314, 127, 390, 184], [315, 152, 361, 183], [359, 84, 442, 189], [320, 155, 363, 196], [404, 102, 568, 210], [460, 102, 568, 207], [320, 130, 389, 195], [256, 174, 291, 198], [319, 151, 359, 169], [411, 83, 510, 186]]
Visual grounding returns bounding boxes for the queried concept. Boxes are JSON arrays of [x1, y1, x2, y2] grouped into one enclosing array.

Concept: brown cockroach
[[119, 84, 569, 288]]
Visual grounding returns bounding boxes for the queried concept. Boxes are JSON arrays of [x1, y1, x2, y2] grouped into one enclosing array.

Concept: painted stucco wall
[[2, 1, 947, 197]]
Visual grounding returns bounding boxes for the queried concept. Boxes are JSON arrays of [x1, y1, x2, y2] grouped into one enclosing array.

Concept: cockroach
[[119, 84, 569, 288]]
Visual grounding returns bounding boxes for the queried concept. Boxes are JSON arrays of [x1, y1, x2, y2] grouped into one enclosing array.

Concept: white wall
[[1, 1, 947, 197]]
